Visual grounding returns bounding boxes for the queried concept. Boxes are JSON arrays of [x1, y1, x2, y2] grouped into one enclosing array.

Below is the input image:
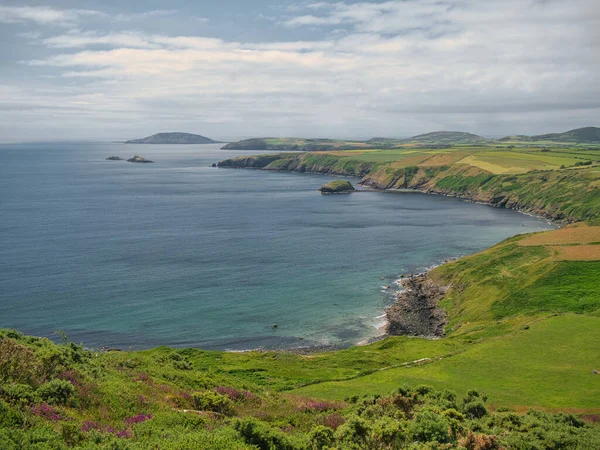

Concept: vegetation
[[222, 127, 600, 150], [219, 145, 600, 222], [125, 132, 221, 144], [318, 180, 355, 194], [2, 328, 599, 449]]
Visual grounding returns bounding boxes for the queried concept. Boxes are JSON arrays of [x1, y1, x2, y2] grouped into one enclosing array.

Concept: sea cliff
[[218, 152, 599, 223]]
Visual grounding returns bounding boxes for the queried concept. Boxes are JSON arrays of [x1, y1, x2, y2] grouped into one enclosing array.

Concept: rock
[[106, 156, 124, 161], [271, 324, 278, 329], [211, 163, 217, 167], [127, 155, 154, 163], [319, 180, 355, 194], [386, 274, 447, 338]]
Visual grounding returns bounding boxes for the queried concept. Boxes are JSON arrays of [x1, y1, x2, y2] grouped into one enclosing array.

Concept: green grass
[[292, 315, 600, 409], [493, 261, 600, 317]]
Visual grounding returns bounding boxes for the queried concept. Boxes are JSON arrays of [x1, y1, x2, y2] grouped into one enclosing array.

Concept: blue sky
[[0, 0, 599, 142]]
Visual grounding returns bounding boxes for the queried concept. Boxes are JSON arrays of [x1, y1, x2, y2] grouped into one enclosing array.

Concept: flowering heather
[[81, 421, 99, 432], [124, 413, 153, 425], [116, 429, 133, 438], [320, 413, 345, 430], [31, 403, 64, 421], [215, 386, 257, 402]]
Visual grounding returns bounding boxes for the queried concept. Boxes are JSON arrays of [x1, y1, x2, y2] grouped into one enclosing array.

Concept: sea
[[0, 142, 554, 350]]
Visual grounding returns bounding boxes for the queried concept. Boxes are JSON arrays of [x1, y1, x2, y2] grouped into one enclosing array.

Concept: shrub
[[371, 416, 403, 446], [459, 431, 500, 450], [0, 338, 41, 385], [169, 352, 193, 371], [192, 390, 234, 415], [233, 417, 298, 450], [308, 425, 334, 450], [463, 401, 488, 420], [1, 383, 37, 406], [37, 379, 75, 405], [0, 399, 23, 427], [410, 410, 451, 443], [335, 415, 371, 448]]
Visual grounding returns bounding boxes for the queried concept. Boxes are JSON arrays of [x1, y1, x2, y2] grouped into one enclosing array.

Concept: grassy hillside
[[219, 146, 600, 222], [2, 325, 600, 449], [499, 127, 600, 144]]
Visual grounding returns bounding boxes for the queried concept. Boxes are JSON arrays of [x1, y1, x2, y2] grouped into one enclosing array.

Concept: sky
[[0, 0, 599, 142]]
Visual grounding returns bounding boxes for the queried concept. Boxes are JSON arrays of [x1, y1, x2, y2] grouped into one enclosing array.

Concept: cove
[[0, 143, 554, 350]]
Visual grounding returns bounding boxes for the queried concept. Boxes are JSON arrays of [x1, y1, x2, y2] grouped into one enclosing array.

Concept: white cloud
[[0, 5, 104, 26], [1, 0, 600, 140]]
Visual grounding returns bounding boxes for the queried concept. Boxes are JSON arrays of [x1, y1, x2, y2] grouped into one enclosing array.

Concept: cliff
[[218, 152, 600, 223]]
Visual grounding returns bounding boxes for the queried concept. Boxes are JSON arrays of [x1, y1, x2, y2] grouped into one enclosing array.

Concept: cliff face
[[386, 274, 447, 337], [217, 153, 600, 223]]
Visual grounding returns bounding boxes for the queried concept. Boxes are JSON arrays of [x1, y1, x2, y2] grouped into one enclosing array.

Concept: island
[[125, 132, 222, 144], [127, 155, 154, 163], [105, 156, 124, 161], [319, 180, 355, 194]]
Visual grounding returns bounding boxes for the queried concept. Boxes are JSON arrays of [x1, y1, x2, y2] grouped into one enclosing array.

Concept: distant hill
[[125, 132, 222, 144], [499, 127, 600, 143], [221, 137, 367, 151], [407, 131, 488, 144]]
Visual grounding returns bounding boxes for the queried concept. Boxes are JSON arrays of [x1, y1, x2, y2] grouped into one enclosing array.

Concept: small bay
[[0, 143, 554, 350]]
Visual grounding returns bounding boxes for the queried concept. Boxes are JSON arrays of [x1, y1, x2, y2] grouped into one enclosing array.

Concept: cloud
[[1, 0, 600, 140], [0, 5, 104, 26]]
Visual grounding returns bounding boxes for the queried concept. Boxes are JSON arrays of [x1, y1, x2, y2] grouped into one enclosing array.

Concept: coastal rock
[[106, 156, 124, 161], [127, 155, 154, 163], [319, 180, 355, 194], [386, 274, 447, 337]]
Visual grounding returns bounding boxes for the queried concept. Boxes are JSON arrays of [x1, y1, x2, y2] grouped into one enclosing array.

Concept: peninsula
[[125, 132, 222, 144]]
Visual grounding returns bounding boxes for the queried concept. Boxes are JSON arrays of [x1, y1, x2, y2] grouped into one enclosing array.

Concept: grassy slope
[[5, 330, 600, 449], [293, 315, 600, 409], [219, 147, 600, 222]]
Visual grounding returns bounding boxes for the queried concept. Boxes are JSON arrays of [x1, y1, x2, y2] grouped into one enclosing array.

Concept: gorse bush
[[36, 379, 75, 405], [1, 329, 600, 449], [192, 390, 235, 415]]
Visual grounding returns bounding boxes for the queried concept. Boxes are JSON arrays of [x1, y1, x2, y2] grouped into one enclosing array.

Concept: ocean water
[[0, 143, 554, 350]]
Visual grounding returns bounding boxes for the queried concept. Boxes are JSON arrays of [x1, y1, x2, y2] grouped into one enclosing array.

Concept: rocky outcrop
[[386, 274, 447, 337], [127, 155, 154, 163], [319, 180, 355, 194], [106, 156, 124, 161]]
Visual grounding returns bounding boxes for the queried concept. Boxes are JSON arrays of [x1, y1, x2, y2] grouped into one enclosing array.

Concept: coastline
[[216, 163, 562, 351]]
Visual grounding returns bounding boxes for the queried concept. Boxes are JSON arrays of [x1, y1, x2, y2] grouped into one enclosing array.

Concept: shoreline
[[215, 164, 562, 352]]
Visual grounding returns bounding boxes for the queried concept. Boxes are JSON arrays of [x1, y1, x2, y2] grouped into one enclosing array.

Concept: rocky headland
[[386, 274, 448, 338]]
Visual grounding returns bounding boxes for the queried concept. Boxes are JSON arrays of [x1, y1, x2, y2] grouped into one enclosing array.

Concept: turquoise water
[[0, 143, 554, 350]]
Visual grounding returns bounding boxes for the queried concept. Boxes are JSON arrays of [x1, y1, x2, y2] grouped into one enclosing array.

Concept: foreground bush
[[1, 328, 600, 449]]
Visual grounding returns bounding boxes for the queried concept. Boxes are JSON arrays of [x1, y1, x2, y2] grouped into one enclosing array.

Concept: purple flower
[[31, 403, 63, 421], [124, 413, 153, 425]]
